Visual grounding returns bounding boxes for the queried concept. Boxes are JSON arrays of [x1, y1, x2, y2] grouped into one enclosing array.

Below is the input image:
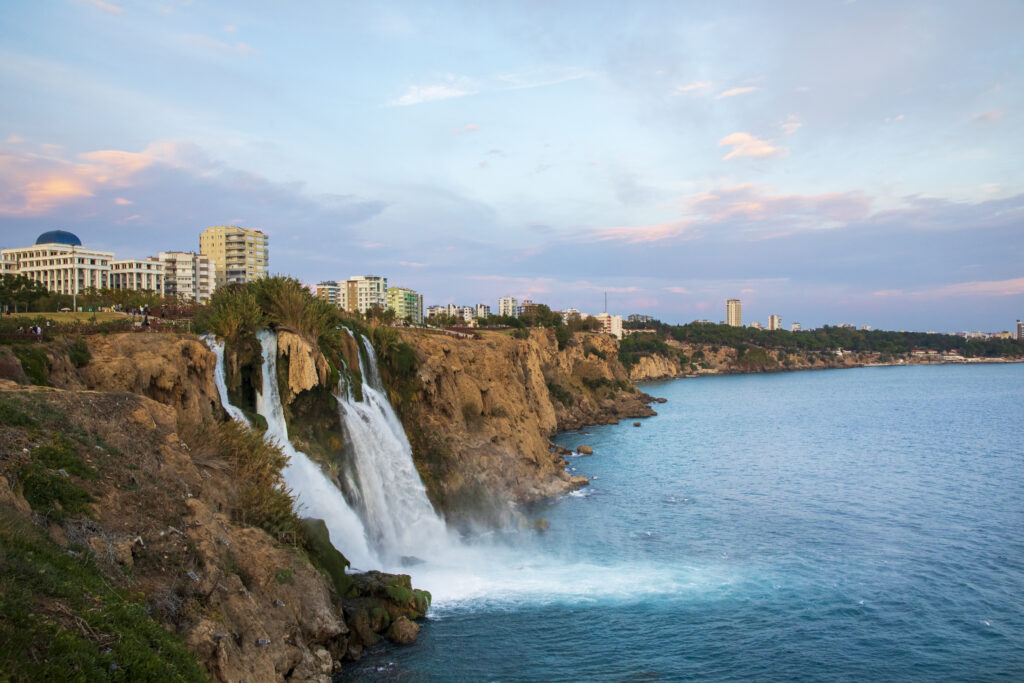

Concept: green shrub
[[275, 568, 294, 585], [67, 337, 90, 368], [0, 396, 35, 427], [12, 345, 49, 386], [546, 381, 573, 406]]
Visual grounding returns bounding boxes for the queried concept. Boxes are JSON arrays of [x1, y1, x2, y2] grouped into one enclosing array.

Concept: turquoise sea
[[352, 364, 1024, 681]]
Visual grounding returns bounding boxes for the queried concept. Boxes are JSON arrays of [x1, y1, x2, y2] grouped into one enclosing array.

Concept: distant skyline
[[1, 1, 1022, 331]]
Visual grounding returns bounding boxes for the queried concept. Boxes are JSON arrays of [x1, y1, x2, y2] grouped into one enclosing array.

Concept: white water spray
[[334, 334, 454, 564], [251, 331, 379, 569], [203, 335, 250, 425]]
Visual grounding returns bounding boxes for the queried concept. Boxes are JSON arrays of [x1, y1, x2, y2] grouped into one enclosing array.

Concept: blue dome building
[[35, 230, 82, 246]]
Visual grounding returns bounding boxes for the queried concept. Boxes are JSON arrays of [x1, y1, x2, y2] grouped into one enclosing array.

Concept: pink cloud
[[451, 123, 482, 134], [719, 132, 784, 160], [592, 220, 696, 243], [716, 86, 758, 99], [665, 286, 691, 294], [672, 81, 713, 95], [87, 0, 122, 15]]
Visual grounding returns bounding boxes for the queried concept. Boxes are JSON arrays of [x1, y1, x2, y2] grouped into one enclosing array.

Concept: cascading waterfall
[[333, 334, 452, 564], [204, 335, 251, 425], [207, 328, 694, 609], [249, 330, 379, 569]]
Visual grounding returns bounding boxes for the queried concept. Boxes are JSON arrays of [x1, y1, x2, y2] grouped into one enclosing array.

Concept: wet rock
[[577, 445, 593, 455], [386, 616, 420, 645]]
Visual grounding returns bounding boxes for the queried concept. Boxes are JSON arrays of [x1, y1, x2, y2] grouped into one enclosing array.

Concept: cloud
[[588, 184, 871, 244], [672, 81, 713, 95], [716, 86, 758, 99], [972, 109, 1003, 123], [86, 0, 122, 15], [114, 197, 133, 205], [6, 135, 23, 144], [178, 34, 256, 56], [665, 286, 691, 294], [389, 67, 588, 107], [399, 261, 427, 268], [780, 114, 803, 136], [592, 220, 696, 243], [390, 83, 474, 107], [718, 132, 784, 160], [450, 123, 482, 135], [876, 278, 1024, 298], [885, 114, 905, 122]]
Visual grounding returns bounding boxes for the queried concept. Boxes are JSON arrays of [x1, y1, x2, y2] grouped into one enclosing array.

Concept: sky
[[1, 0, 1022, 331]]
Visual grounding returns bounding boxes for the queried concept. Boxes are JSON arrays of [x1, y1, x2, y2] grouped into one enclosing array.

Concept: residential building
[[726, 299, 742, 327], [791, 322, 802, 332], [1, 231, 113, 296], [562, 308, 581, 325], [110, 258, 165, 294], [385, 286, 424, 324], [316, 281, 342, 307], [628, 314, 654, 324], [475, 303, 491, 319], [750, 321, 763, 330], [498, 296, 518, 317], [159, 251, 213, 303], [425, 305, 445, 318], [519, 300, 539, 317], [459, 306, 474, 322], [768, 314, 782, 331], [199, 225, 269, 288], [595, 312, 624, 339], [861, 325, 872, 331], [341, 275, 387, 314]]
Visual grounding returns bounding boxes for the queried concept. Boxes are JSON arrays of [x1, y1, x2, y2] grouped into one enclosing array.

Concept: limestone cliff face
[[398, 329, 655, 526], [627, 353, 685, 382], [277, 330, 331, 403], [48, 334, 222, 430]]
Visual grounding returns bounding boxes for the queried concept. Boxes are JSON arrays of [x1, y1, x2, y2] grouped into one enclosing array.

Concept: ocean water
[[350, 364, 1024, 681]]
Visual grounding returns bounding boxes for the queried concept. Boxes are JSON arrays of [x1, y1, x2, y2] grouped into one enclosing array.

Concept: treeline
[[430, 304, 603, 350], [625, 321, 1024, 359], [0, 274, 198, 317]]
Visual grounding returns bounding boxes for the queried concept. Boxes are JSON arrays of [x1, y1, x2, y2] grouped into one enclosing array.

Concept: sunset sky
[[2, 0, 1022, 330]]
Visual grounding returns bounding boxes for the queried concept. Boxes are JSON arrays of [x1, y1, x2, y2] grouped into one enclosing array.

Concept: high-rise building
[[199, 225, 269, 289], [628, 314, 654, 324], [726, 299, 742, 327], [385, 286, 424, 324], [110, 258, 165, 294], [475, 303, 491, 319], [159, 251, 213, 303], [768, 314, 782, 331], [341, 275, 387, 314], [316, 281, 342, 307], [595, 312, 624, 339], [1, 231, 113, 296], [1017, 320, 1023, 341], [791, 322, 802, 332], [498, 296, 518, 317]]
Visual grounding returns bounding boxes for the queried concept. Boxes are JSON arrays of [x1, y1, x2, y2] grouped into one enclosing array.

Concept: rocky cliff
[[397, 328, 656, 526]]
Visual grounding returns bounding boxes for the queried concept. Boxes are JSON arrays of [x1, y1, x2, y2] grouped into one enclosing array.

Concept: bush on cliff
[[194, 283, 265, 345]]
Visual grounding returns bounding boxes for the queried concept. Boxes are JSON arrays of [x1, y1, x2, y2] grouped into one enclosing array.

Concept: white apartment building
[[791, 322, 802, 332], [750, 321, 763, 330], [425, 305, 445, 318], [110, 258, 165, 294], [561, 308, 580, 324], [498, 296, 518, 317], [340, 275, 387, 314], [726, 299, 742, 327], [768, 314, 782, 331], [595, 312, 624, 339], [1, 231, 113, 296], [159, 251, 213, 303], [475, 303, 491, 319]]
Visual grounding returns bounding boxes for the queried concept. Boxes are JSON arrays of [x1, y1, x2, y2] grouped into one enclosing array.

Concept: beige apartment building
[[110, 258, 165, 294], [159, 251, 214, 303], [768, 314, 782, 331], [341, 275, 387, 314], [1, 230, 113, 295], [726, 299, 742, 327], [199, 226, 269, 288]]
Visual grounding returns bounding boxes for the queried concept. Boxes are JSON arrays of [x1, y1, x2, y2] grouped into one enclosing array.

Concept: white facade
[[562, 308, 580, 324], [475, 303, 491, 319], [1, 242, 113, 295], [110, 258, 165, 294], [498, 296, 518, 317], [595, 312, 624, 339], [726, 299, 742, 327], [768, 314, 782, 331], [159, 251, 213, 303], [791, 322, 802, 332], [750, 321, 763, 330], [341, 275, 387, 314]]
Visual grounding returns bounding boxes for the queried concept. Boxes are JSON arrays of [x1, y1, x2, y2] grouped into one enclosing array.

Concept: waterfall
[[203, 335, 251, 425], [333, 333, 452, 564]]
